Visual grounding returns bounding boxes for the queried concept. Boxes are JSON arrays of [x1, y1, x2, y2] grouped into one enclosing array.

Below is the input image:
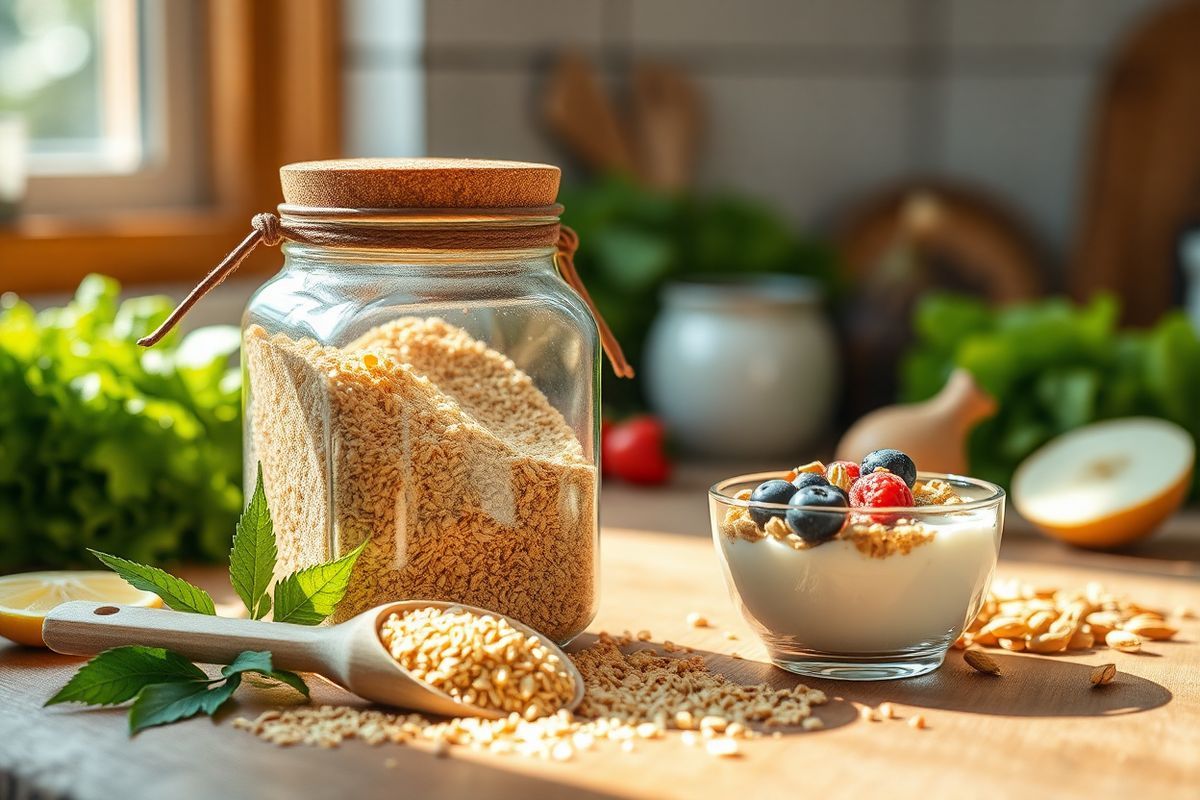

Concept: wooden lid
[[279, 158, 561, 209]]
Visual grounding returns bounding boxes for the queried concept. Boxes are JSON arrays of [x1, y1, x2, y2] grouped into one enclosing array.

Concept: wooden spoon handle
[[42, 601, 333, 674]]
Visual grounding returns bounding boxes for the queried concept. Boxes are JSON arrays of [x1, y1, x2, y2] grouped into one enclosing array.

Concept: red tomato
[[601, 416, 671, 485]]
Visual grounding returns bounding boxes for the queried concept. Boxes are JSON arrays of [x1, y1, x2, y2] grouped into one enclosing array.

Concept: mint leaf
[[129, 675, 241, 734], [46, 646, 206, 707], [260, 669, 310, 698], [221, 651, 308, 697], [89, 550, 216, 615], [221, 650, 274, 677], [272, 542, 367, 625], [126, 650, 307, 734], [229, 463, 277, 620]]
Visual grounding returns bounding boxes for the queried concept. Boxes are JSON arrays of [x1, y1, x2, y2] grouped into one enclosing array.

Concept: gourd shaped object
[[836, 369, 997, 476]]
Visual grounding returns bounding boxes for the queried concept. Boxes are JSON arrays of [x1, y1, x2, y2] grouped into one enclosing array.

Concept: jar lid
[[279, 158, 561, 209]]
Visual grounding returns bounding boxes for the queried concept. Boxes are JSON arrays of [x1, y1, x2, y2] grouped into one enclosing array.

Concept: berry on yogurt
[[785, 484, 848, 543], [849, 471, 915, 513], [749, 479, 799, 527], [861, 449, 917, 488], [791, 471, 830, 490]]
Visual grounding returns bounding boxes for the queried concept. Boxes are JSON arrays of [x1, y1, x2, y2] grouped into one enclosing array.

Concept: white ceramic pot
[[644, 276, 838, 458]]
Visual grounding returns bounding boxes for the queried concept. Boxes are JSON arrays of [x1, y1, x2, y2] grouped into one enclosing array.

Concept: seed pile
[[573, 632, 827, 728], [956, 579, 1181, 655], [235, 630, 828, 759], [243, 318, 597, 641], [378, 606, 576, 718]]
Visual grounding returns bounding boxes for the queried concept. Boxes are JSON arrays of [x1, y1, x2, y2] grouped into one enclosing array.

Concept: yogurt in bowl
[[710, 468, 1005, 680]]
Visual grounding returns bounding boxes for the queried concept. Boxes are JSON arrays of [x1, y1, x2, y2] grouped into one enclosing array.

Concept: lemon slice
[[0, 571, 163, 647]]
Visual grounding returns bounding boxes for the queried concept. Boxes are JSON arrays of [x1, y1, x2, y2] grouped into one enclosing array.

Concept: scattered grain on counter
[[378, 606, 576, 718], [243, 318, 597, 642], [686, 612, 710, 628], [235, 630, 828, 758]]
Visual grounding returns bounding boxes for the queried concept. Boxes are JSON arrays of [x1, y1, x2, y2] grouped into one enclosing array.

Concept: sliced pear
[[1012, 417, 1194, 549]]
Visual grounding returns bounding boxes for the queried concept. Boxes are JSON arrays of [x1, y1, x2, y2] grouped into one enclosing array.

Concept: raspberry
[[849, 471, 914, 511]]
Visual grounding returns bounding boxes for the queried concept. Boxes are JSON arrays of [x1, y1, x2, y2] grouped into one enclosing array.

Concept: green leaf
[[45, 646, 206, 707], [221, 651, 309, 697], [129, 675, 241, 734], [261, 669, 310, 698], [229, 463, 277, 619], [221, 650, 274, 677], [89, 550, 216, 615], [272, 542, 367, 625]]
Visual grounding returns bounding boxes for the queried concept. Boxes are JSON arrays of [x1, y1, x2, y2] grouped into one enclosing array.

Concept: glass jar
[[240, 159, 601, 644]]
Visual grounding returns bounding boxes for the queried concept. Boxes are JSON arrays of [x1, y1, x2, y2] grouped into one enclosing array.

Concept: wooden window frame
[[1, 0, 342, 294]]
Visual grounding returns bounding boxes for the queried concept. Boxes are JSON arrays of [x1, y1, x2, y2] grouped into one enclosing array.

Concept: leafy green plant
[[560, 177, 837, 411], [46, 465, 366, 733], [901, 292, 1200, 494], [0, 275, 242, 570]]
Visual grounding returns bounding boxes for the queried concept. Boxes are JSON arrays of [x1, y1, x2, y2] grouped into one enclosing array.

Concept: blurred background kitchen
[[4, 0, 1200, 564]]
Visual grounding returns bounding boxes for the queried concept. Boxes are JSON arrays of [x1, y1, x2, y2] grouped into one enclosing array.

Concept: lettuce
[[901, 293, 1200, 495], [0, 275, 242, 569]]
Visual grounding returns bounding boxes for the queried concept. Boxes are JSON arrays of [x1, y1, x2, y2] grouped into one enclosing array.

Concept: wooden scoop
[[42, 599, 584, 719]]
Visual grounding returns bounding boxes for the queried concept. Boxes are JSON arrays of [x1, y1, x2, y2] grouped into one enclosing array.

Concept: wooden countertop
[[2, 469, 1199, 800]]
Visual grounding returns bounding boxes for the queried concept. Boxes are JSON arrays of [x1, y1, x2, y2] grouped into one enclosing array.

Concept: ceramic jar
[[644, 276, 838, 458]]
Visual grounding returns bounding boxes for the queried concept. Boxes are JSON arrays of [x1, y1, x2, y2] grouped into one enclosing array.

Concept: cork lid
[[279, 158, 561, 209]]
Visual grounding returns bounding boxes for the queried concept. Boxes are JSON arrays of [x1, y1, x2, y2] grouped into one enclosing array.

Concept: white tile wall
[[424, 69, 559, 162], [630, 0, 915, 48], [937, 74, 1097, 256], [425, 0, 609, 48], [696, 75, 915, 225], [946, 0, 1158, 50], [340, 0, 1174, 274], [346, 66, 426, 156]]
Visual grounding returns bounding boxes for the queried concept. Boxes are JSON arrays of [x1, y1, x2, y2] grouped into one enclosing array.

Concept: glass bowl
[[710, 471, 1005, 681]]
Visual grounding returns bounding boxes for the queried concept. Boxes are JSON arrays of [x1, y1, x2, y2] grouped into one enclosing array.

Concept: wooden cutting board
[[1070, 0, 1200, 323], [2, 507, 1198, 799]]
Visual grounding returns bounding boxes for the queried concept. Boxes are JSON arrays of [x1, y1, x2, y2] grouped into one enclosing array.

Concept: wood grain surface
[[2, 480, 1199, 800]]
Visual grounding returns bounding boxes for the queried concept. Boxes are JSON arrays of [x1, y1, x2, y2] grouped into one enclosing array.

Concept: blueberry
[[749, 479, 798, 527], [785, 485, 848, 543], [860, 449, 917, 488], [791, 472, 829, 490]]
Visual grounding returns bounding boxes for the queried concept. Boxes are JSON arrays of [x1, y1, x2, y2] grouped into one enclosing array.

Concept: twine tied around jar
[[136, 211, 635, 379]]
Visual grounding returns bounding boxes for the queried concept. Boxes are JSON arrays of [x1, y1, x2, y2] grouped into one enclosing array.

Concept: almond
[[963, 649, 1001, 675], [1027, 631, 1071, 654], [981, 617, 1029, 638], [1068, 626, 1095, 650], [1090, 663, 1117, 686], [1105, 629, 1142, 653], [1122, 618, 1177, 641]]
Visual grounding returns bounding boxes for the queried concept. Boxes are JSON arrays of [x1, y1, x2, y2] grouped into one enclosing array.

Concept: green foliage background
[[901, 293, 1200, 494], [560, 177, 837, 411], [0, 275, 242, 569]]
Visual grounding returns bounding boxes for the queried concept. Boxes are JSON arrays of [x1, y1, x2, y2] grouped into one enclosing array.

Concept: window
[[1, 0, 207, 214], [1, 0, 343, 294], [2, 0, 141, 174]]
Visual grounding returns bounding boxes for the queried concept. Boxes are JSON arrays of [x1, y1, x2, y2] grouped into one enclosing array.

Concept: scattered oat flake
[[907, 715, 926, 730], [706, 738, 740, 758], [236, 631, 829, 759], [686, 612, 711, 628]]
